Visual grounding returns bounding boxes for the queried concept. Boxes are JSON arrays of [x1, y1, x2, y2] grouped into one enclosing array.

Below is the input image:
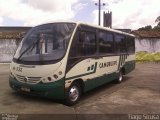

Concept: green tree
[[153, 16, 160, 31], [138, 25, 152, 31], [155, 16, 160, 23], [137, 16, 160, 31]]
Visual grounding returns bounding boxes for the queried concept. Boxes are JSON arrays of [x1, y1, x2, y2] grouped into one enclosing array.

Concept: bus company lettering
[[99, 61, 117, 68]]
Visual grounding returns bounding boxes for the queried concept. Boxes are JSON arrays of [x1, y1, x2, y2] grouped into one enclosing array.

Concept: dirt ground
[[0, 63, 160, 120]]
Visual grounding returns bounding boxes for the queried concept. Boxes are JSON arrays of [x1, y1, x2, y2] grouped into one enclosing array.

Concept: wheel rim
[[69, 86, 79, 102], [119, 72, 123, 82]]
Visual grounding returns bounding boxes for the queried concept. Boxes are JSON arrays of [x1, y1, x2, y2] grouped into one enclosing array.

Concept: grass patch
[[136, 52, 160, 63]]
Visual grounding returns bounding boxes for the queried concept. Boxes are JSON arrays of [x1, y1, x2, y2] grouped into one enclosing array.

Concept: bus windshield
[[14, 23, 76, 63]]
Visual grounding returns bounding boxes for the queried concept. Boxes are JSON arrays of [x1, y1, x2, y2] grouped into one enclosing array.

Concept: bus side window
[[120, 36, 127, 53], [69, 31, 79, 57], [69, 31, 96, 57], [127, 36, 135, 54], [115, 34, 127, 53], [78, 31, 96, 56], [99, 31, 114, 54], [67, 30, 96, 71]]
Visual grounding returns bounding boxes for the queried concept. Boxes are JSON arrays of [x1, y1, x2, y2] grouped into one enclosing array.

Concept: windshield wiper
[[17, 41, 38, 61]]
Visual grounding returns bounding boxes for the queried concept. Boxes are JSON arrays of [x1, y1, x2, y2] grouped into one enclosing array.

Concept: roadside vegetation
[[135, 16, 160, 63], [136, 52, 160, 63]]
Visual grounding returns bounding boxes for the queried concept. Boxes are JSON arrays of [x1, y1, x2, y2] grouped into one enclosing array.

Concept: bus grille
[[15, 74, 41, 84]]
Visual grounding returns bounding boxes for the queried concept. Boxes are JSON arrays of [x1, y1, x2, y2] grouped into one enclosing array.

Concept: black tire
[[115, 70, 123, 84], [65, 82, 81, 106]]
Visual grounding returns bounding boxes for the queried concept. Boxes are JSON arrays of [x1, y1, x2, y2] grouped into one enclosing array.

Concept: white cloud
[[92, 0, 160, 30], [0, 0, 79, 26], [73, 3, 88, 12], [0, 0, 159, 29], [92, 9, 104, 26], [92, 0, 122, 6], [70, 0, 79, 4]]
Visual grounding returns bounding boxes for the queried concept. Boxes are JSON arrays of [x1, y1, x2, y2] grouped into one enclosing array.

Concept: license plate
[[21, 87, 30, 92]]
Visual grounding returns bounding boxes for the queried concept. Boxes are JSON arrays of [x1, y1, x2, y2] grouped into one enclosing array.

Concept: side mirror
[[80, 32, 85, 43]]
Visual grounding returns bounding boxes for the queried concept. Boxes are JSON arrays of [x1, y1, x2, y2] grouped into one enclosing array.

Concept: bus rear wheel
[[65, 82, 81, 106], [115, 70, 123, 83]]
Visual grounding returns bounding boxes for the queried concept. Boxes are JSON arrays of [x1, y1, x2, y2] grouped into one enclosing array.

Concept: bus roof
[[35, 21, 135, 37], [76, 21, 135, 37]]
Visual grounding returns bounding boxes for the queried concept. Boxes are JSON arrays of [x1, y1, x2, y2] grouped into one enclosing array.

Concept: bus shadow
[[77, 76, 131, 106], [12, 91, 64, 105]]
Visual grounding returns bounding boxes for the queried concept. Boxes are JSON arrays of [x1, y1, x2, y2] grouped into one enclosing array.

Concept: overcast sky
[[0, 0, 159, 30]]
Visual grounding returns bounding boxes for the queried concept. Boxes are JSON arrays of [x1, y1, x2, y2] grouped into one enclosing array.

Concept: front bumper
[[9, 76, 65, 99]]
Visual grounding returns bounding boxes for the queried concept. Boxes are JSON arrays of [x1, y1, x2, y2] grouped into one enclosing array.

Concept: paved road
[[0, 63, 160, 120]]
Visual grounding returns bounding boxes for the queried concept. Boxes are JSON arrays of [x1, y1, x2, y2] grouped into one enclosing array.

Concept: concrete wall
[[135, 38, 160, 53], [0, 27, 31, 62], [0, 38, 160, 62], [0, 39, 20, 62]]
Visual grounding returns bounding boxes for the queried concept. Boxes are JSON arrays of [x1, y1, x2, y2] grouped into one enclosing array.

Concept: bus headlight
[[41, 76, 57, 83], [41, 71, 63, 83], [47, 77, 52, 81], [53, 74, 58, 79], [58, 71, 62, 75]]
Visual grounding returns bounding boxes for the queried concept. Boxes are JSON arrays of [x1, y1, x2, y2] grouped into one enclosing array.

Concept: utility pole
[[98, 0, 101, 26], [95, 0, 105, 26]]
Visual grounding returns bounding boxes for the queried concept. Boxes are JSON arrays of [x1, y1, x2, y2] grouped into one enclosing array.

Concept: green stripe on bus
[[66, 62, 98, 80]]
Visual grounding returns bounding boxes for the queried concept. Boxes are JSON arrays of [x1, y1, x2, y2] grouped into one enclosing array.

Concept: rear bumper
[[9, 76, 65, 99]]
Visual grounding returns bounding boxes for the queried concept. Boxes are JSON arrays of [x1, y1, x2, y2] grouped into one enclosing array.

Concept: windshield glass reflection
[[14, 23, 76, 63]]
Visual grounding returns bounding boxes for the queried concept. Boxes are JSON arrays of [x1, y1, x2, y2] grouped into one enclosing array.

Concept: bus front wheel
[[65, 82, 81, 106]]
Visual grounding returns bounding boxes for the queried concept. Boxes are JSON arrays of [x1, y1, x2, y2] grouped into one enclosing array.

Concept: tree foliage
[[155, 16, 160, 23], [138, 25, 152, 31], [138, 16, 160, 31], [153, 16, 160, 31]]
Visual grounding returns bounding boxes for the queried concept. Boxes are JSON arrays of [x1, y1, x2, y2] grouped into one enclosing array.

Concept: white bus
[[9, 22, 135, 105]]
